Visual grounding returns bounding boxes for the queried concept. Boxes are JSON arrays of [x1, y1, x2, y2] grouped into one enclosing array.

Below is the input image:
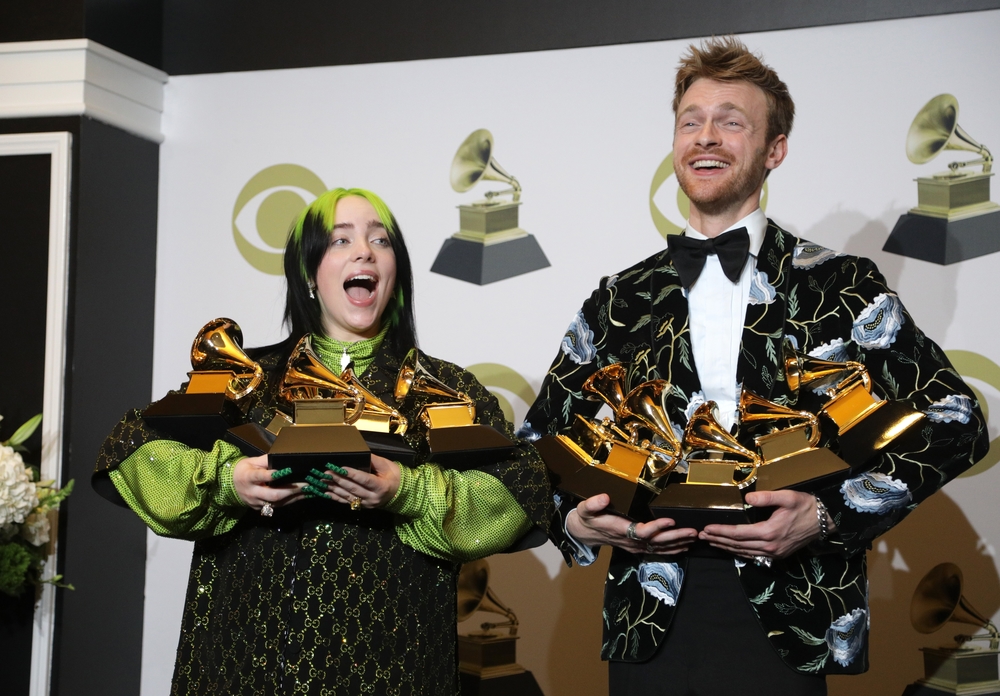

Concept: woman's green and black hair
[[282, 188, 417, 356]]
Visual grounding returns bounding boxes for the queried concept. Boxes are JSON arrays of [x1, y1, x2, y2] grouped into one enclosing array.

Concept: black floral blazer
[[520, 221, 988, 675]]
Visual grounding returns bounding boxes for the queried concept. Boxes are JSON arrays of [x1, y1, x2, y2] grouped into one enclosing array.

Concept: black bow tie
[[667, 227, 751, 289]]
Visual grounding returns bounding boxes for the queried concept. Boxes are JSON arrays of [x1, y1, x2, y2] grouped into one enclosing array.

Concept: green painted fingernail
[[310, 468, 333, 480], [271, 467, 293, 480], [328, 464, 349, 476]]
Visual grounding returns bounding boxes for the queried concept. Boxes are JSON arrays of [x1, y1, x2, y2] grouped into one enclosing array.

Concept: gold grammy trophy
[[394, 348, 517, 468], [784, 343, 925, 467], [340, 364, 416, 466], [430, 129, 550, 285], [738, 389, 850, 492], [456, 559, 544, 696], [534, 364, 682, 520], [902, 562, 1000, 696], [649, 402, 761, 529], [266, 335, 371, 480], [143, 317, 265, 450], [885, 94, 1000, 264]]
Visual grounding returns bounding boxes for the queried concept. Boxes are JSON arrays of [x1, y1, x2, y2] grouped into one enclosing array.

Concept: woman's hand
[[306, 454, 401, 510], [233, 454, 305, 513]]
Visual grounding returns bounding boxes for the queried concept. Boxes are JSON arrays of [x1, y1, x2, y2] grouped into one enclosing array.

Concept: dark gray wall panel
[[51, 116, 159, 696], [162, 0, 1000, 75]]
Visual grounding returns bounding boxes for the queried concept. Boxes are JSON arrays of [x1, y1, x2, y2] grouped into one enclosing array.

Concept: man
[[521, 37, 988, 695]]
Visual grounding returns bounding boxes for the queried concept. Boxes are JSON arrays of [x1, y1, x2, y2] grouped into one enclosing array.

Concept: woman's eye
[[372, 237, 391, 247], [331, 237, 349, 246]]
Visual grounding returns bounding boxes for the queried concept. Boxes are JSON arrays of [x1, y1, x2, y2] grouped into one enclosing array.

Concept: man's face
[[673, 78, 782, 219]]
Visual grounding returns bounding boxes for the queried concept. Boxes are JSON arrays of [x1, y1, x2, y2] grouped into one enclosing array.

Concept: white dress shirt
[[684, 207, 767, 432]]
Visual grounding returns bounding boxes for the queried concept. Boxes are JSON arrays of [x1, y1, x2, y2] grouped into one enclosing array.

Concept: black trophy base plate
[[430, 234, 550, 286], [534, 435, 653, 520], [360, 430, 416, 467], [268, 425, 371, 481], [459, 670, 544, 696], [756, 448, 850, 493], [224, 422, 276, 457], [649, 481, 749, 530], [884, 210, 1000, 265], [427, 426, 518, 469], [143, 392, 243, 450]]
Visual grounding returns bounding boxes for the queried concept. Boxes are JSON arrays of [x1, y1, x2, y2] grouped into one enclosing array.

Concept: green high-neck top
[[311, 324, 389, 376]]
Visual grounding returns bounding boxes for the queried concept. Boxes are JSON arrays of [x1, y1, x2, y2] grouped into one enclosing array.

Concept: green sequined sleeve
[[383, 463, 532, 563], [108, 439, 248, 540]]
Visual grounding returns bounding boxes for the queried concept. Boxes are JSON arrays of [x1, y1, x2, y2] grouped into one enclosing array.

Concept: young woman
[[94, 188, 550, 695]]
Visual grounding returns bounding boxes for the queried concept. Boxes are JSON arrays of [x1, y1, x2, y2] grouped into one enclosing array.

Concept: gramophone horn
[[620, 380, 683, 475], [457, 559, 518, 633], [906, 94, 993, 172], [739, 390, 821, 448], [582, 363, 629, 414], [450, 129, 522, 200], [280, 336, 365, 421], [684, 402, 761, 466], [395, 348, 475, 413], [190, 317, 264, 401], [911, 562, 995, 635], [341, 365, 408, 435], [783, 342, 867, 395]]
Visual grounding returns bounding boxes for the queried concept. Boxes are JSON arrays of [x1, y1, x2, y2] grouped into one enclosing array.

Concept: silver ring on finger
[[261, 502, 275, 518], [751, 555, 771, 568], [626, 521, 640, 541]]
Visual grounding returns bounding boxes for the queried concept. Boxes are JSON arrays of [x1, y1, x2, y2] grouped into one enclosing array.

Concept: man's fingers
[[576, 494, 612, 519]]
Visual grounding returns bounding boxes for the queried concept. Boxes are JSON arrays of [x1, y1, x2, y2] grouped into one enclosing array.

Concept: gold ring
[[350, 496, 362, 511]]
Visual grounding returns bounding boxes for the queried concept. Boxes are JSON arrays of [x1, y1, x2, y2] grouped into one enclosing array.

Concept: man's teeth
[[693, 160, 729, 169]]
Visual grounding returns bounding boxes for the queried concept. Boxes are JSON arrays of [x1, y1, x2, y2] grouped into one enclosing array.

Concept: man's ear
[[765, 134, 789, 172]]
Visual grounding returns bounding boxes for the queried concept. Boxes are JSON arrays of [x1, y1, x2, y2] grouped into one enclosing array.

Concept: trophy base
[[430, 234, 550, 285], [836, 400, 925, 467], [648, 479, 748, 530], [458, 670, 544, 696], [883, 209, 1000, 265], [756, 447, 850, 492], [268, 424, 371, 480], [534, 435, 654, 520], [900, 647, 1000, 696], [458, 633, 543, 696], [426, 426, 518, 469], [359, 430, 416, 467], [142, 392, 243, 450], [224, 422, 276, 456]]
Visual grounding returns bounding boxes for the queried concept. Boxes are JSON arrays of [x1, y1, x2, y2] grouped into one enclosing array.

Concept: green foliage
[[0, 542, 33, 597]]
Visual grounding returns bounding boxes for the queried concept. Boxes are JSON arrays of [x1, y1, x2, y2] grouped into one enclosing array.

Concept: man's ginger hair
[[673, 36, 795, 145]]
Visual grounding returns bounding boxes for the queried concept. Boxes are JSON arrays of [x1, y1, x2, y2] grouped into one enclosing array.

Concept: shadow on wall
[[461, 545, 611, 696], [829, 490, 1000, 696]]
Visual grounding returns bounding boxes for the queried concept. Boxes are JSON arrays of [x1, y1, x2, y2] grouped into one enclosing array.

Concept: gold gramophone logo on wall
[[884, 94, 1000, 264], [430, 129, 550, 285]]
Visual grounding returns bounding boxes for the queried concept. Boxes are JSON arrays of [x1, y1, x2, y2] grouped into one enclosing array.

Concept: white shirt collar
[[684, 207, 768, 257]]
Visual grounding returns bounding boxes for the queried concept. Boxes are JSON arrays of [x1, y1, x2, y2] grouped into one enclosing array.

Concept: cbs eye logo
[[649, 151, 768, 239], [232, 164, 327, 275]]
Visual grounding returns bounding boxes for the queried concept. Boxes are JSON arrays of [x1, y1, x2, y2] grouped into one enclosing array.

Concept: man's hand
[[566, 494, 697, 555], [699, 489, 832, 561]]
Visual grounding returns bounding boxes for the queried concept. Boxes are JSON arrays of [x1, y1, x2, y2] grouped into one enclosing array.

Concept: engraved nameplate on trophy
[[395, 348, 516, 469], [143, 317, 264, 451]]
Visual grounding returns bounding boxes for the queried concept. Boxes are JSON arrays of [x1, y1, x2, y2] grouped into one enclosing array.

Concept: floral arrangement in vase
[[0, 413, 73, 597]]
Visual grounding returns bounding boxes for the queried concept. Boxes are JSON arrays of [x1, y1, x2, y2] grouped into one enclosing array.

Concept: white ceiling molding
[[0, 39, 168, 143]]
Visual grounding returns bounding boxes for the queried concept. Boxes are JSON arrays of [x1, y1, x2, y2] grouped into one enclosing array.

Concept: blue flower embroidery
[[826, 608, 867, 666], [841, 472, 911, 514], [561, 311, 597, 365], [808, 338, 850, 364], [638, 562, 684, 606], [748, 268, 777, 305], [516, 421, 541, 442], [925, 394, 974, 424], [793, 243, 840, 269], [684, 391, 707, 424], [852, 293, 905, 349]]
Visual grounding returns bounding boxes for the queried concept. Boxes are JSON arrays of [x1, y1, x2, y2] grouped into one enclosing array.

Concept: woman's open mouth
[[344, 274, 378, 302]]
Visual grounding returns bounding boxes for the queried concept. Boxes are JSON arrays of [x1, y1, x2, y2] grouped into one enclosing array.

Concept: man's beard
[[675, 144, 768, 217]]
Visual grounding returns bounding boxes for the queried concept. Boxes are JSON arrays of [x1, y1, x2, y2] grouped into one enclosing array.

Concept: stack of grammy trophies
[[142, 318, 516, 485], [536, 342, 926, 527]]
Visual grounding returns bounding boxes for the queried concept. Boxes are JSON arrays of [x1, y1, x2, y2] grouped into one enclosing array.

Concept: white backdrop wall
[[144, 10, 1000, 695]]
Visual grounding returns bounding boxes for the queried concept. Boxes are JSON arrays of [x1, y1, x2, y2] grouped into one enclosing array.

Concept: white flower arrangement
[[0, 414, 73, 597]]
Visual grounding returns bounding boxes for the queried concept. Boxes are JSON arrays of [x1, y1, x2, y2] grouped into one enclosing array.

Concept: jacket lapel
[[737, 221, 797, 402]]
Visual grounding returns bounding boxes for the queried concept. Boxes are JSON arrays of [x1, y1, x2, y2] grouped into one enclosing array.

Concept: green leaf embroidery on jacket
[[750, 582, 775, 605], [790, 626, 827, 646], [631, 315, 652, 332], [810, 557, 825, 584], [788, 285, 800, 319], [881, 362, 900, 398]]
